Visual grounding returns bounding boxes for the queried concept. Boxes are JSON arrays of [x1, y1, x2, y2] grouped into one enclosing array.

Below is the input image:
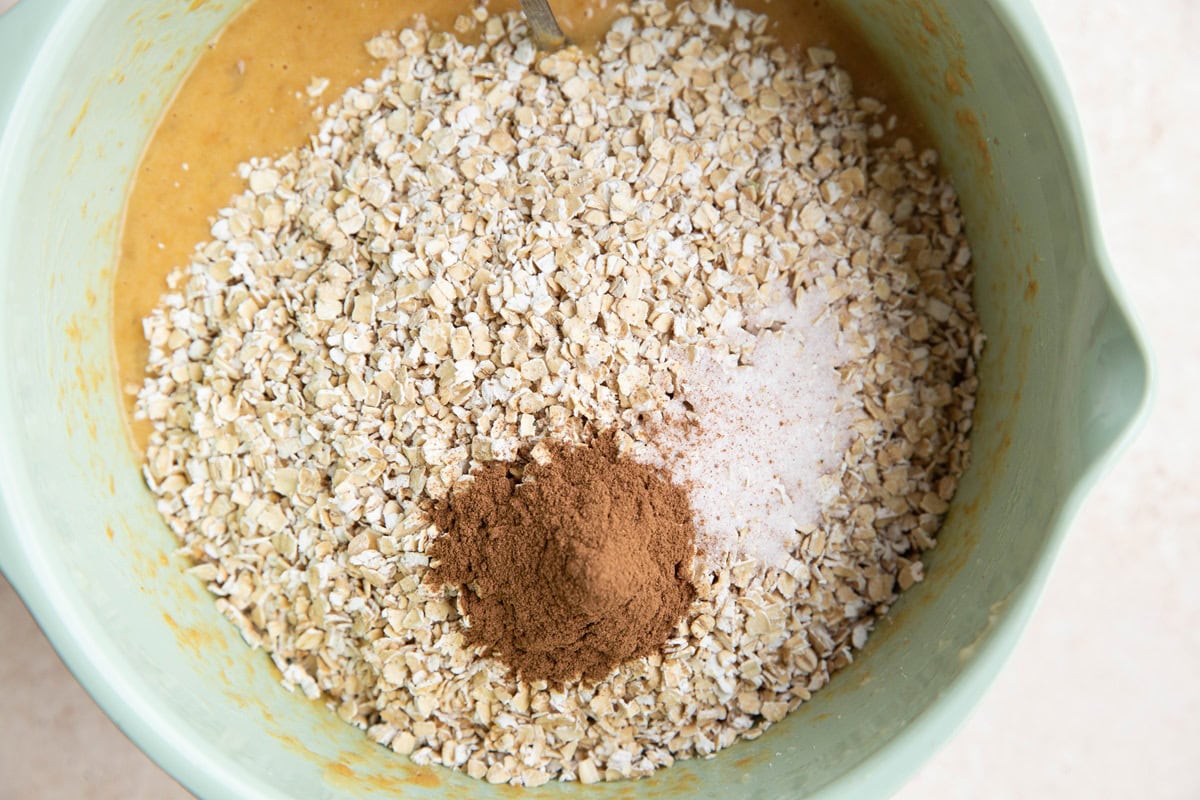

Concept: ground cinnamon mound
[[427, 433, 697, 684]]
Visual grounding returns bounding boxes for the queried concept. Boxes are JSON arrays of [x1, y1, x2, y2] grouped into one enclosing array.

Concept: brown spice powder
[[426, 433, 697, 684]]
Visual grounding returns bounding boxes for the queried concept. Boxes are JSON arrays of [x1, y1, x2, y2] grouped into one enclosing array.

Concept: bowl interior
[[0, 0, 1148, 798]]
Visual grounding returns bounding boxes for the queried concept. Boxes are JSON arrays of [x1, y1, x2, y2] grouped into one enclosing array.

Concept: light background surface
[[1, 0, 1197, 797]]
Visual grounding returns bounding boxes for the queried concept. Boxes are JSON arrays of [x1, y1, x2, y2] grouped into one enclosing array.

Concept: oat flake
[[136, 0, 982, 785]]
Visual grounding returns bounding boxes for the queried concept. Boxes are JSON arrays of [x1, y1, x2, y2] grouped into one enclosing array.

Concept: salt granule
[[639, 286, 856, 567]]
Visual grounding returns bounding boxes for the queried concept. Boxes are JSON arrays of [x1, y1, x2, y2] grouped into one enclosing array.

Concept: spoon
[[519, 0, 568, 50]]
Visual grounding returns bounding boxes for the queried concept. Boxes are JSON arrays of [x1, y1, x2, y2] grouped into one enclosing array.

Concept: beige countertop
[[2, 0, 1197, 797]]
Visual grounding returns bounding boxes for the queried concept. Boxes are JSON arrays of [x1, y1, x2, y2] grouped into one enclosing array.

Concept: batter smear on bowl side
[[128, 0, 982, 785]]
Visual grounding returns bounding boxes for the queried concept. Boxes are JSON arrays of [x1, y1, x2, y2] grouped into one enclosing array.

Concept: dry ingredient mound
[[135, 0, 984, 787], [427, 433, 697, 684]]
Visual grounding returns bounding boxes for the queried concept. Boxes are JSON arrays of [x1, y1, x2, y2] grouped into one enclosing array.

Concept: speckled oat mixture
[[137, 0, 981, 785]]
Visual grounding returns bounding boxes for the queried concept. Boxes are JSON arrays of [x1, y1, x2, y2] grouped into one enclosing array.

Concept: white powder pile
[[638, 285, 856, 567]]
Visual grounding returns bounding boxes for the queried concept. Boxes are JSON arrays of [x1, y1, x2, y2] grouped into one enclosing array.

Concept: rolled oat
[[137, 0, 982, 784]]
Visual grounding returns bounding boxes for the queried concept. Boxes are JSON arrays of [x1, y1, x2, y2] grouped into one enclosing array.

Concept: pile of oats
[[138, 0, 981, 785]]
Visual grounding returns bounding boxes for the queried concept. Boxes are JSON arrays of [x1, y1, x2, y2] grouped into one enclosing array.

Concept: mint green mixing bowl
[[0, 0, 1149, 797]]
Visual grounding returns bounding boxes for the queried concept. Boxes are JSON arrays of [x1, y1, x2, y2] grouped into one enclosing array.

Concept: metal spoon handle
[[519, 0, 568, 50]]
